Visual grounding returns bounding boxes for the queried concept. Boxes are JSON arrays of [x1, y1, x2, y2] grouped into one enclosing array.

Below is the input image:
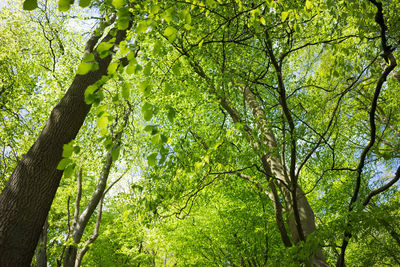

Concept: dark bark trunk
[[0, 21, 129, 265]]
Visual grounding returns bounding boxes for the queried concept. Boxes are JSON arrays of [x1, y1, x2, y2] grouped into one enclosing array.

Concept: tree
[[1, 0, 399, 266], [0, 2, 130, 264]]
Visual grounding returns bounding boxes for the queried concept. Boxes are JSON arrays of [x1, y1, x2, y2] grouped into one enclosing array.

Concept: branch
[[363, 165, 400, 206]]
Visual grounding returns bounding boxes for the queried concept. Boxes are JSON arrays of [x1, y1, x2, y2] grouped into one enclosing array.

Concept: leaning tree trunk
[[0, 19, 129, 265]]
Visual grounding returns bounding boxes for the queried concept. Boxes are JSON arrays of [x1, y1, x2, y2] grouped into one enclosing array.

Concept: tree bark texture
[[0, 22, 129, 265]]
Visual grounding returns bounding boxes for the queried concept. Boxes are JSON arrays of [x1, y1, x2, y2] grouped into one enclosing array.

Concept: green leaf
[[139, 80, 152, 96], [112, 0, 124, 9], [164, 26, 176, 36], [79, 0, 90, 7], [57, 158, 72, 170], [121, 83, 130, 100], [64, 163, 76, 178], [108, 62, 119, 74], [97, 113, 109, 129], [112, 146, 121, 161], [164, 26, 177, 42], [153, 40, 162, 56], [260, 17, 266, 25], [136, 21, 148, 34], [59, 0, 72, 12], [167, 107, 176, 122], [151, 134, 161, 145], [96, 42, 113, 58], [62, 143, 74, 158], [143, 63, 152, 76], [142, 103, 154, 121], [77, 62, 94, 75], [23, 0, 38, 10], [118, 19, 130, 30], [281, 11, 289, 22], [305, 0, 313, 9], [147, 153, 157, 166], [73, 146, 81, 154], [84, 85, 97, 104]]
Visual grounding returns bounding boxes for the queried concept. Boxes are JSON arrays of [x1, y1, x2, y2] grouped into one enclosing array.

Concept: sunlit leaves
[[147, 153, 157, 166]]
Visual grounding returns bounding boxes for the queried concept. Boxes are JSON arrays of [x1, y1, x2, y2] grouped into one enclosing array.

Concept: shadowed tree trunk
[[0, 17, 130, 265]]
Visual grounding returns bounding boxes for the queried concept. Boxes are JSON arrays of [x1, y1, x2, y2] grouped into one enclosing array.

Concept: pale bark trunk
[[242, 87, 327, 266]]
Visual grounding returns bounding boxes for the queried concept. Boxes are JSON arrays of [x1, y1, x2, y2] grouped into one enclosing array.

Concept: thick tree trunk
[[0, 22, 128, 265]]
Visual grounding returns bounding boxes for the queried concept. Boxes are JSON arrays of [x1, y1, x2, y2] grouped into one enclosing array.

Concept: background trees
[[0, 0, 399, 266]]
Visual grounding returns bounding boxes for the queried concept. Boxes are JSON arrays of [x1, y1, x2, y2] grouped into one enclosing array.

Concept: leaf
[[143, 63, 152, 76], [260, 17, 266, 25], [153, 40, 162, 56], [107, 62, 119, 74], [112, 0, 124, 9], [164, 26, 176, 37], [118, 19, 130, 30], [97, 113, 109, 129], [59, 0, 72, 12], [23, 0, 38, 10], [167, 106, 176, 122], [57, 158, 72, 170], [84, 85, 97, 104], [281, 11, 289, 22], [136, 21, 148, 34], [73, 146, 81, 154], [121, 83, 130, 100], [112, 146, 121, 161], [96, 42, 113, 58], [142, 103, 153, 121], [64, 163, 76, 178], [147, 153, 157, 166], [79, 0, 90, 7], [62, 143, 74, 158], [151, 134, 161, 145], [139, 80, 152, 96], [77, 62, 93, 75], [305, 0, 313, 9]]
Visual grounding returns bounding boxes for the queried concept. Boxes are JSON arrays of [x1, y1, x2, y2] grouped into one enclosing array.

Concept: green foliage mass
[[2, 0, 400, 266]]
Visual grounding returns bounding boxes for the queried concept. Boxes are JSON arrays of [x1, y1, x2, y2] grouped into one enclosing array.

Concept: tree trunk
[[0, 22, 129, 265], [35, 217, 48, 267], [63, 133, 123, 267]]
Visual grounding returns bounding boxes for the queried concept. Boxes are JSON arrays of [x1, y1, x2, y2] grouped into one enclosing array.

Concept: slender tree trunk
[[35, 217, 48, 267], [0, 19, 129, 265], [63, 135, 122, 267]]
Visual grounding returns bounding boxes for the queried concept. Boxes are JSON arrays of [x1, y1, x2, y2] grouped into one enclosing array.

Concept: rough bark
[[0, 20, 129, 265]]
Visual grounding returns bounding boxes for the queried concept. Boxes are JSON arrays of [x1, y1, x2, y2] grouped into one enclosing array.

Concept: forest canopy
[[0, 0, 399, 266]]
